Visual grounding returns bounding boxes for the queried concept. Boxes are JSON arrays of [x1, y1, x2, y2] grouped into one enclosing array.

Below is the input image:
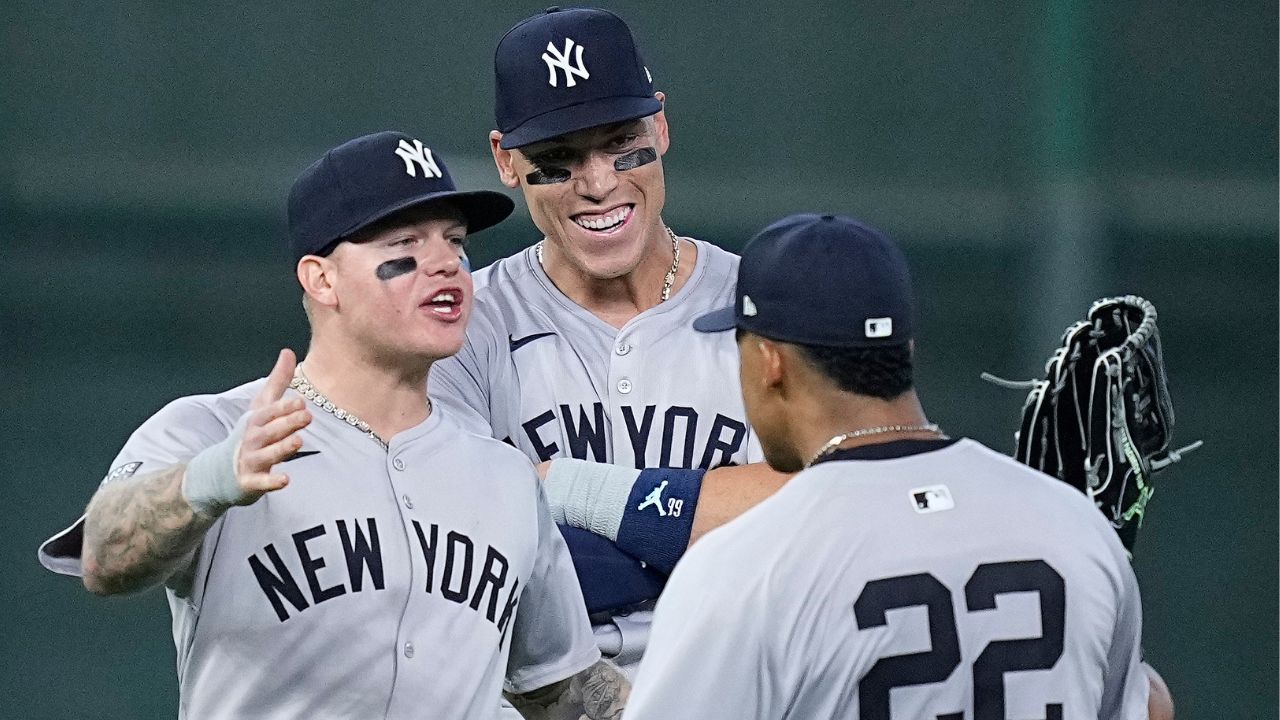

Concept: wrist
[[543, 459, 639, 540], [182, 418, 249, 517]]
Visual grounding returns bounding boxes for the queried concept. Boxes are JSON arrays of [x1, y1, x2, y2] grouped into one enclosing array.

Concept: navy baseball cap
[[287, 131, 515, 261], [494, 7, 662, 149], [693, 214, 915, 347]]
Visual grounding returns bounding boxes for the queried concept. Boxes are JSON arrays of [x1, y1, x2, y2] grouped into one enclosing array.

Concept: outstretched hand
[[233, 349, 312, 502]]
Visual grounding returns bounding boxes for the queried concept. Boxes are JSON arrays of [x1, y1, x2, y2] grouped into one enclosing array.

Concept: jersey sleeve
[[37, 395, 236, 577], [503, 481, 602, 694], [1098, 557, 1150, 719], [622, 541, 776, 719]]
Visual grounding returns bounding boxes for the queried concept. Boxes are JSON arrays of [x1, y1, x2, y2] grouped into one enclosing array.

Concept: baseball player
[[37, 131, 629, 719], [429, 5, 788, 662], [623, 214, 1153, 719]]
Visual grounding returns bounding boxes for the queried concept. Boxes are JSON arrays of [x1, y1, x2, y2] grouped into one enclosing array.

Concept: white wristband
[[543, 459, 640, 542], [182, 416, 250, 517]]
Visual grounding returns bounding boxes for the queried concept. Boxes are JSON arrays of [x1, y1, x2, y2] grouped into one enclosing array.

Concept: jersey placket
[[606, 322, 646, 469], [381, 431, 430, 717]]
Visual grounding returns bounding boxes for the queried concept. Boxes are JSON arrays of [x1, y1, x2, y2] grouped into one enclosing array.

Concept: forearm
[[81, 464, 214, 595], [688, 462, 788, 546], [506, 658, 629, 720], [545, 460, 788, 573]]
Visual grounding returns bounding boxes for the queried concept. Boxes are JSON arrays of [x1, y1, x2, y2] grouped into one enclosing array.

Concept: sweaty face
[[508, 117, 668, 280], [327, 207, 473, 363], [737, 332, 805, 473]]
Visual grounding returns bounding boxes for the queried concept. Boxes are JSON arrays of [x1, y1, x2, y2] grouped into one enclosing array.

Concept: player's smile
[[571, 203, 634, 235]]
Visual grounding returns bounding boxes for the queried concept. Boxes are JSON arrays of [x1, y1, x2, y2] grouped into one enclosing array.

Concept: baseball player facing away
[[430, 4, 788, 662], [37, 132, 631, 720], [624, 214, 1152, 720]]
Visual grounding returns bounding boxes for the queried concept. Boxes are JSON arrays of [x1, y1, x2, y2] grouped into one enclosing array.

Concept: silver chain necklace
[[536, 225, 682, 303], [805, 423, 945, 468], [289, 368, 418, 451]]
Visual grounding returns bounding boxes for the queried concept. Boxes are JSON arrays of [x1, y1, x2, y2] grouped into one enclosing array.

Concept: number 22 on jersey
[[854, 559, 1065, 720]]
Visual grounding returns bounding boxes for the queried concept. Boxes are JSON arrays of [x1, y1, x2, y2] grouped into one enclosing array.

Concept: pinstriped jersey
[[430, 238, 763, 470], [626, 439, 1148, 720]]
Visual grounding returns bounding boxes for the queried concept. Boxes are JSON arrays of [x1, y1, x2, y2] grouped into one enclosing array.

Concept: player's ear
[[756, 338, 786, 390], [490, 131, 520, 188], [297, 254, 339, 310], [650, 93, 670, 156]]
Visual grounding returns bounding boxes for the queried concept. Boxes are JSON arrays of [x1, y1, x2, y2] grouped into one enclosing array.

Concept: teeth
[[431, 292, 455, 303], [575, 206, 630, 231]]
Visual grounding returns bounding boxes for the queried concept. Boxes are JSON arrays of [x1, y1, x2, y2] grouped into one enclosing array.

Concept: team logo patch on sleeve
[[101, 461, 143, 486], [910, 484, 954, 514]]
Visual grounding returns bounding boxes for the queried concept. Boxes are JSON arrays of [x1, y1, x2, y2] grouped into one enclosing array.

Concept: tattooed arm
[[81, 464, 215, 595], [505, 659, 629, 720], [81, 349, 310, 596]]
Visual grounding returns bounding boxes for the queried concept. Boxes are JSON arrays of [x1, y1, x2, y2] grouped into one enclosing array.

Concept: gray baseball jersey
[[625, 438, 1148, 720], [39, 379, 600, 719], [430, 238, 763, 468]]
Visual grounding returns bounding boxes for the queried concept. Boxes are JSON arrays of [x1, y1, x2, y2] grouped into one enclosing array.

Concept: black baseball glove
[[984, 295, 1201, 552]]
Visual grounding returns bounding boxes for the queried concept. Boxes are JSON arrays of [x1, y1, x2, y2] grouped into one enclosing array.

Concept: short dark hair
[[797, 342, 913, 400], [735, 329, 914, 400]]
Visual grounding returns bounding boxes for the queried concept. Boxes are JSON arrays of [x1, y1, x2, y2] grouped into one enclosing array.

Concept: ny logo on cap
[[542, 38, 590, 87], [865, 317, 892, 338], [394, 139, 442, 179]]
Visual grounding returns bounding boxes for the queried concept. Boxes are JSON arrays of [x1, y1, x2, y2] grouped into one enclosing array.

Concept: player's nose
[[418, 236, 464, 275], [573, 152, 618, 201]]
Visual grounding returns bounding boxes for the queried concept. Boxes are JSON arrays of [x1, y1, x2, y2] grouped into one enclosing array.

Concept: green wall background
[[4, 1, 1276, 717]]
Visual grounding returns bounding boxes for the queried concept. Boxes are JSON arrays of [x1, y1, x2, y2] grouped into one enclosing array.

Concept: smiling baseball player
[[37, 131, 629, 719], [429, 8, 789, 666]]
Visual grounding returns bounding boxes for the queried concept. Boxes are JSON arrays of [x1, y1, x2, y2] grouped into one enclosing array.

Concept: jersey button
[[392, 457, 405, 471], [615, 342, 631, 356], [617, 378, 633, 394], [402, 494, 414, 510], [403, 641, 415, 658]]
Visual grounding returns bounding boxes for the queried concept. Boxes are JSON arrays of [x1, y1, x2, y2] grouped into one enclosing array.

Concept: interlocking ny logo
[[542, 38, 589, 87], [394, 139, 442, 179]]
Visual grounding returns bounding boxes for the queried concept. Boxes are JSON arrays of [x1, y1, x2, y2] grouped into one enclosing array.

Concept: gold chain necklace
[[536, 226, 682, 302], [289, 368, 425, 451], [804, 424, 945, 468]]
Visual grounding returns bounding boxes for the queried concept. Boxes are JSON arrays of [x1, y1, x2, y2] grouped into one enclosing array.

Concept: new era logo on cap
[[742, 295, 758, 317], [865, 317, 892, 338]]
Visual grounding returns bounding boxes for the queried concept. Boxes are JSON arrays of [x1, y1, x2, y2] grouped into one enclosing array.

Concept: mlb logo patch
[[101, 461, 143, 486], [865, 317, 892, 338], [910, 484, 954, 514]]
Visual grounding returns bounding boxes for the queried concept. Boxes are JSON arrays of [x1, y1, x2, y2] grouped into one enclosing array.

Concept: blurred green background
[[4, 1, 1275, 717]]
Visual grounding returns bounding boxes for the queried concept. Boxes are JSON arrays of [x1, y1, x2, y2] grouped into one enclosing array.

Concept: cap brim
[[341, 189, 516, 241], [692, 305, 737, 333], [500, 95, 663, 149]]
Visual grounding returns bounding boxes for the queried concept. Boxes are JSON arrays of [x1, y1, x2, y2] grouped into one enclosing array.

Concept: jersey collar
[[809, 437, 961, 466]]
